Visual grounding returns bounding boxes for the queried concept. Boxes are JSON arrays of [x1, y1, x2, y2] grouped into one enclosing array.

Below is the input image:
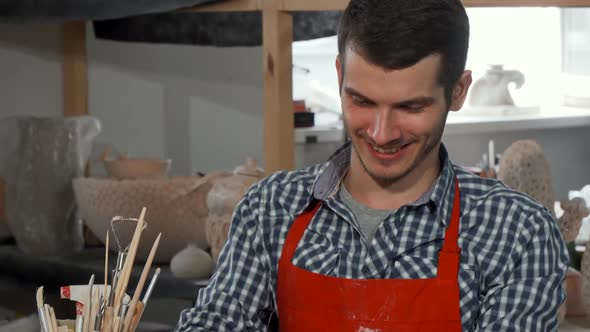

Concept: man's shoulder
[[453, 165, 564, 268], [243, 163, 325, 214], [453, 165, 551, 221], [257, 163, 323, 194]]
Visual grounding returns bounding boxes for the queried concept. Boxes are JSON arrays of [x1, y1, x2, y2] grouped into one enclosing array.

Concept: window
[[562, 8, 590, 76], [292, 8, 565, 112]]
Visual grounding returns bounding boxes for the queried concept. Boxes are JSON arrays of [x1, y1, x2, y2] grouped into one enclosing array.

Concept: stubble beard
[[347, 117, 446, 188]]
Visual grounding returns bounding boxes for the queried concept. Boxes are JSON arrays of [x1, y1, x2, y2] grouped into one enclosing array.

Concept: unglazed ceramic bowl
[[104, 159, 171, 179], [73, 173, 228, 262]]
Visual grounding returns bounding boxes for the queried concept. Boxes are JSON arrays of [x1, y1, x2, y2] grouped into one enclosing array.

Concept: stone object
[[170, 245, 214, 279], [205, 158, 264, 262], [497, 140, 554, 213], [73, 172, 227, 262], [497, 139, 588, 321], [0, 116, 101, 256]]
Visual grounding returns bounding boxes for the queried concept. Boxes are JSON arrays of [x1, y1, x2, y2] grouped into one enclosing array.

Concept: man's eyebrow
[[344, 86, 434, 107], [343, 87, 373, 102], [395, 96, 435, 108]]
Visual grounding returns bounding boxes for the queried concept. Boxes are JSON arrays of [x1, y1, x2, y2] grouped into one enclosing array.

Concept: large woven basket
[[73, 174, 226, 262]]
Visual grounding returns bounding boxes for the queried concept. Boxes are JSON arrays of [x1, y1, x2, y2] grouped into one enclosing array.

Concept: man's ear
[[449, 70, 472, 111], [336, 56, 343, 94]]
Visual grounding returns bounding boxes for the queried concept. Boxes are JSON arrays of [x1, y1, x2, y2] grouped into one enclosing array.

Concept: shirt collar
[[312, 141, 457, 226]]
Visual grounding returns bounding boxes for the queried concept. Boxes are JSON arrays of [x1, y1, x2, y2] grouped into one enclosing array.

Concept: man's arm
[[175, 183, 274, 331], [475, 207, 569, 331]]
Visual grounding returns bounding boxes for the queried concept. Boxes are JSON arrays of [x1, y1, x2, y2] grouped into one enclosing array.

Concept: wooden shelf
[[182, 0, 590, 12], [0, 245, 207, 301], [180, 0, 261, 12], [463, 0, 590, 6]]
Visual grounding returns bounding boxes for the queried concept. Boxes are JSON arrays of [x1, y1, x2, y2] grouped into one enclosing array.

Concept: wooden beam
[[263, 1, 294, 173], [463, 0, 590, 6], [279, 0, 590, 11], [62, 22, 88, 117], [181, 0, 261, 12], [0, 178, 5, 227], [182, 0, 590, 12], [279, 0, 348, 11]]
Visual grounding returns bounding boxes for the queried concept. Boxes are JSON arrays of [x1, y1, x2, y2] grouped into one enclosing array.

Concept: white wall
[[88, 25, 266, 176], [0, 22, 265, 177], [88, 29, 266, 175], [0, 24, 62, 118]]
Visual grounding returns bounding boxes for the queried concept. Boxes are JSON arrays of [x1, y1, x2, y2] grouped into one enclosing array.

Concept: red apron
[[276, 179, 463, 331]]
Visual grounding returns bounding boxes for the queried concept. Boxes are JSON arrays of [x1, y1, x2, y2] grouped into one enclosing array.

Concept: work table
[[0, 244, 208, 301]]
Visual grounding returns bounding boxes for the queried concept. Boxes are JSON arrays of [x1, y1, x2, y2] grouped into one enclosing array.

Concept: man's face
[[336, 49, 471, 186]]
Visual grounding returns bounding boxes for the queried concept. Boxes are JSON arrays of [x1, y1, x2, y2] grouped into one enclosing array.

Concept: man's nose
[[367, 107, 402, 145]]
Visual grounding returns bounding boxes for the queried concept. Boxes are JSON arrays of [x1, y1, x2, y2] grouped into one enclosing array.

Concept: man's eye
[[402, 104, 424, 113], [351, 96, 371, 106]]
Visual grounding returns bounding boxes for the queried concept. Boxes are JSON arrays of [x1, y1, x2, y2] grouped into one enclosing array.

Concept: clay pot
[[205, 159, 264, 262], [565, 268, 586, 317], [104, 158, 171, 179]]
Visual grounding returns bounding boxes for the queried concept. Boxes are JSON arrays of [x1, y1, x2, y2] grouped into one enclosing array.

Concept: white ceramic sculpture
[[469, 64, 525, 106]]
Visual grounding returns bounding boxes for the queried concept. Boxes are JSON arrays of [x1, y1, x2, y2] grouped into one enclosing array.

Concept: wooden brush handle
[[101, 307, 114, 332], [129, 302, 144, 332]]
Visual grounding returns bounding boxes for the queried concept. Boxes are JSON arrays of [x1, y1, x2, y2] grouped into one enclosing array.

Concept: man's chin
[[364, 166, 408, 186]]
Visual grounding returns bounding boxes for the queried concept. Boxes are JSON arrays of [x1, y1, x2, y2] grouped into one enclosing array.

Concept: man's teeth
[[372, 145, 402, 153]]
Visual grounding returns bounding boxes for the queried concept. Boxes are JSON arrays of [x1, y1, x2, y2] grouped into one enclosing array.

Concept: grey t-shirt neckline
[[338, 183, 393, 243]]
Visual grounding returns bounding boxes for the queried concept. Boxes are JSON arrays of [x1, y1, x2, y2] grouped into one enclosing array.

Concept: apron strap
[[437, 177, 461, 280], [279, 200, 322, 264]]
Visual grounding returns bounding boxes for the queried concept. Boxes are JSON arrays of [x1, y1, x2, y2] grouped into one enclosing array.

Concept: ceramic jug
[[0, 116, 101, 256]]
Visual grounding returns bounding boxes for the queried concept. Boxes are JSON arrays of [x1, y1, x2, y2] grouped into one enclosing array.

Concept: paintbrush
[[123, 233, 161, 332], [129, 268, 160, 332]]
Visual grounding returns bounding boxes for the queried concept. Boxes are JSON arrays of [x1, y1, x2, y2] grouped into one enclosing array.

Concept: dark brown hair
[[337, 0, 470, 104]]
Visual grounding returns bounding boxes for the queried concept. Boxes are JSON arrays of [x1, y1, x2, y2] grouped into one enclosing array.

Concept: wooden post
[[0, 178, 5, 227], [62, 22, 88, 117], [263, 3, 294, 173]]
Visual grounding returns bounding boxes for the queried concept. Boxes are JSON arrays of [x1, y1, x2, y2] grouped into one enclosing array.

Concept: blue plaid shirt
[[176, 143, 569, 331]]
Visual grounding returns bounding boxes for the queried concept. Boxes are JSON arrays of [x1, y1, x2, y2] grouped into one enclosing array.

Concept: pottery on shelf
[[170, 244, 214, 279], [73, 172, 228, 262], [205, 158, 265, 262], [469, 64, 525, 107], [103, 158, 171, 179], [497, 140, 555, 213], [497, 139, 589, 322], [0, 115, 101, 256]]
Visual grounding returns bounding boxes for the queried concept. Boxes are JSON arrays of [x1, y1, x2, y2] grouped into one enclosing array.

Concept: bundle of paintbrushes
[[36, 207, 162, 332]]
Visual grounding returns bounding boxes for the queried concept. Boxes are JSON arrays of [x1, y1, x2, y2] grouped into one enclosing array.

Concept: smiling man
[[176, 0, 569, 331]]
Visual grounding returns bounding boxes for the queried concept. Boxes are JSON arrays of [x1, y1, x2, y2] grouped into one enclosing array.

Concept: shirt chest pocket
[[389, 255, 480, 330], [291, 229, 342, 276]]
